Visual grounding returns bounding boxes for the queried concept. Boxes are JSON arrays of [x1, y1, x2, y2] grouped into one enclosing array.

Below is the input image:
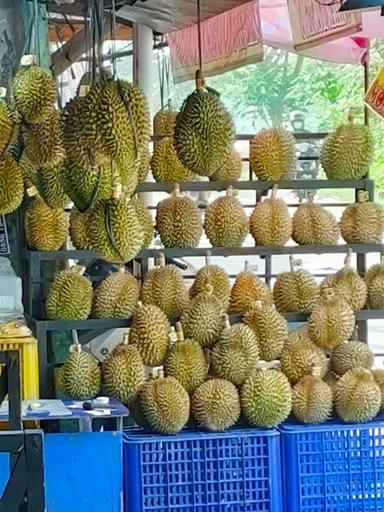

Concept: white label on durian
[[26, 186, 38, 197], [79, 85, 90, 97], [0, 88, 6, 98], [21, 54, 36, 66]]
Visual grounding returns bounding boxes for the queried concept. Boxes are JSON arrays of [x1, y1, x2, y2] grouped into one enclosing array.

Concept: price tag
[[26, 186, 38, 197], [79, 85, 90, 97], [365, 66, 384, 119], [20, 54, 36, 66], [0, 216, 10, 255], [0, 88, 7, 99]]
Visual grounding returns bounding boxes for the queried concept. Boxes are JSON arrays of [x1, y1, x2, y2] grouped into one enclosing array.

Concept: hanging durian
[[292, 194, 339, 245], [229, 261, 273, 314], [189, 251, 231, 310], [129, 302, 171, 366], [151, 137, 195, 183], [243, 302, 288, 361], [102, 333, 145, 404], [153, 107, 178, 137], [320, 110, 373, 180], [273, 256, 319, 313], [365, 259, 384, 309], [308, 288, 355, 350], [69, 208, 91, 250], [139, 374, 190, 434], [174, 70, 235, 177], [137, 145, 151, 182], [13, 65, 57, 124], [209, 147, 242, 182], [37, 163, 69, 209], [181, 284, 225, 348], [25, 193, 68, 251], [250, 185, 292, 246], [330, 339, 373, 376], [281, 330, 328, 384], [204, 187, 248, 247], [335, 368, 381, 423], [320, 250, 367, 311], [292, 366, 333, 424], [0, 100, 17, 154], [340, 190, 384, 244], [164, 323, 207, 394], [211, 316, 259, 386], [46, 266, 93, 320], [57, 333, 100, 400], [0, 154, 24, 214], [92, 267, 140, 319], [130, 195, 153, 249], [192, 378, 240, 432], [250, 127, 296, 181], [19, 156, 38, 187], [88, 191, 144, 264], [156, 184, 202, 248], [141, 253, 189, 318], [241, 360, 292, 428]]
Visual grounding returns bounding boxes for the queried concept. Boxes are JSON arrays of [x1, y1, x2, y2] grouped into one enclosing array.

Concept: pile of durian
[[56, 251, 384, 434]]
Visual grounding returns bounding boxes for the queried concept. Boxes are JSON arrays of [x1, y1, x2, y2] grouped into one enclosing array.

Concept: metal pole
[[133, 23, 154, 118]]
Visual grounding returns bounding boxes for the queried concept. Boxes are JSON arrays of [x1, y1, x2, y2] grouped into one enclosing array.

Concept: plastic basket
[[123, 427, 282, 512], [0, 336, 39, 399], [280, 418, 384, 512]]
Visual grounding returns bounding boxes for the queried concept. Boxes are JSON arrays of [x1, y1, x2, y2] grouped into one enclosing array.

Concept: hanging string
[[33, 0, 40, 65], [110, 0, 118, 78], [164, 50, 171, 107], [157, 47, 165, 109], [197, 0, 203, 72]]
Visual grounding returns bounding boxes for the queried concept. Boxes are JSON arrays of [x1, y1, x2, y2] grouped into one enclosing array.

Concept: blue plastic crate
[[280, 419, 384, 512], [123, 427, 282, 512]]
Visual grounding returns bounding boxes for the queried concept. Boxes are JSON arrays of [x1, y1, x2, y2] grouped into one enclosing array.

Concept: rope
[[197, 0, 203, 72], [104, 200, 126, 263]]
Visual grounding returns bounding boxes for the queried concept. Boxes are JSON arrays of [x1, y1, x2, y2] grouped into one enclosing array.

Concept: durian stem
[[257, 360, 280, 371], [118, 265, 126, 275], [271, 184, 278, 198], [122, 333, 129, 345], [175, 322, 184, 342], [205, 250, 211, 267], [173, 183, 181, 197], [308, 192, 315, 204], [223, 314, 230, 330], [72, 329, 80, 346], [73, 265, 86, 276], [112, 183, 122, 199], [289, 255, 295, 273], [157, 253, 166, 268], [226, 186, 234, 197], [344, 248, 352, 267], [357, 190, 369, 203], [195, 69, 205, 90], [381, 255, 384, 266], [136, 301, 143, 309], [348, 108, 356, 124], [244, 260, 250, 272]]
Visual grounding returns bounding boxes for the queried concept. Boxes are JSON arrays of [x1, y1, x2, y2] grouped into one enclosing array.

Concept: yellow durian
[[340, 190, 384, 244], [0, 154, 24, 214], [151, 137, 195, 183], [209, 147, 243, 182], [25, 195, 68, 251], [292, 194, 339, 245], [365, 259, 384, 309], [229, 261, 273, 314]]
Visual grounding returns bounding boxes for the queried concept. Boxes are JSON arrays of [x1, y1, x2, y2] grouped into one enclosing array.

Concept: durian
[[365, 259, 384, 309], [189, 252, 231, 310], [25, 195, 68, 251], [156, 184, 202, 248], [273, 256, 319, 313], [250, 127, 296, 181], [243, 302, 288, 361], [308, 287, 355, 349], [141, 253, 189, 317], [335, 368, 381, 423], [88, 193, 144, 264], [0, 154, 24, 214], [46, 266, 93, 320], [281, 331, 328, 384], [137, 145, 150, 182], [204, 187, 248, 247], [164, 323, 207, 394], [373, 369, 384, 412], [139, 375, 190, 434], [292, 194, 339, 245], [340, 190, 384, 244], [102, 334, 145, 404], [69, 208, 91, 250], [37, 164, 69, 209], [151, 137, 194, 183], [320, 112, 373, 180], [229, 262, 273, 314], [209, 147, 242, 182], [330, 339, 373, 376], [181, 284, 225, 348], [129, 302, 171, 366], [13, 65, 57, 124], [0, 100, 16, 154], [249, 185, 292, 246], [57, 342, 100, 400], [192, 378, 240, 431], [174, 72, 235, 177], [211, 316, 259, 386], [241, 361, 292, 428], [130, 195, 153, 249], [92, 267, 140, 319], [320, 250, 367, 311], [292, 366, 333, 424], [153, 108, 178, 137]]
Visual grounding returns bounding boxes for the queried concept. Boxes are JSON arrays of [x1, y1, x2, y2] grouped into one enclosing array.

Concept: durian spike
[[122, 333, 129, 345], [344, 248, 353, 267], [175, 322, 184, 342], [223, 314, 230, 330], [256, 360, 281, 371], [271, 184, 278, 198], [357, 190, 369, 203], [72, 265, 86, 276], [311, 365, 322, 378], [205, 250, 212, 267], [157, 253, 166, 267], [172, 183, 181, 197]]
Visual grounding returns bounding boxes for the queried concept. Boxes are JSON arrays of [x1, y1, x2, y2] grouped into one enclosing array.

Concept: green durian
[[69, 208, 91, 250], [151, 137, 195, 183], [0, 154, 24, 214], [25, 196, 68, 251], [37, 164, 69, 209], [330, 339, 373, 376], [209, 147, 242, 182], [229, 262, 273, 315], [92, 267, 140, 319], [139, 375, 190, 434], [0, 100, 16, 154], [46, 266, 93, 320], [340, 190, 384, 244], [192, 378, 240, 432], [130, 195, 153, 249], [292, 367, 333, 424], [153, 108, 178, 137]]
